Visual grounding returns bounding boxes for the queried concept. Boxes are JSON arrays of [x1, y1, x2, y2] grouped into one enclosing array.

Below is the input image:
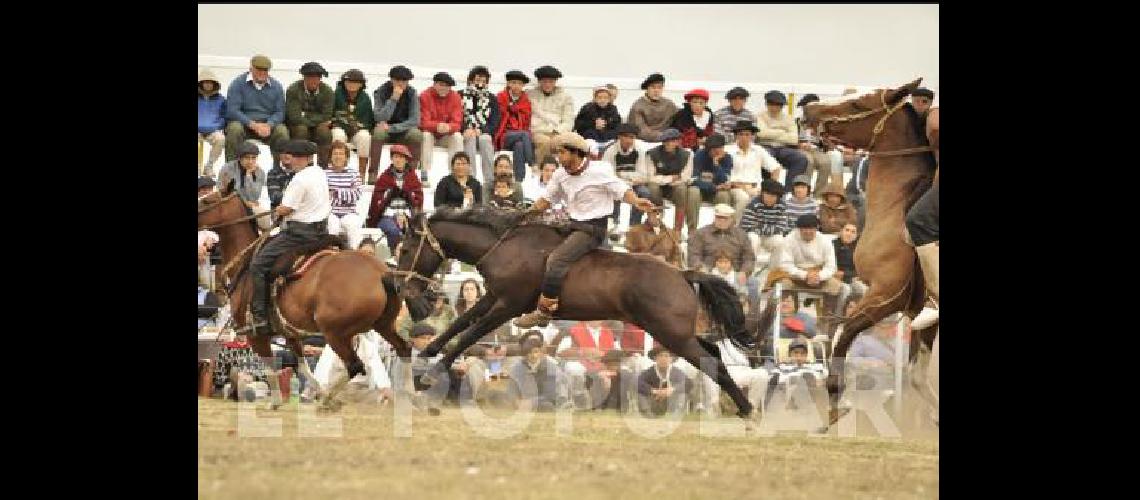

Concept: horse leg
[[320, 331, 365, 411], [287, 337, 321, 399], [421, 300, 519, 387], [249, 334, 282, 410], [420, 292, 495, 358]]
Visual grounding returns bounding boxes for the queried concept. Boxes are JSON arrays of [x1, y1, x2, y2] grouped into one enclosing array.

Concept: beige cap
[[713, 204, 736, 217]]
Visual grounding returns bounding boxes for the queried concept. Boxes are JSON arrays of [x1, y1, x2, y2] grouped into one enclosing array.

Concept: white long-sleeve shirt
[[779, 229, 838, 281], [724, 144, 782, 184]]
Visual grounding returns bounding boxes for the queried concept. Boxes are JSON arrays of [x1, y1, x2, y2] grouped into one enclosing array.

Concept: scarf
[[460, 85, 493, 130]]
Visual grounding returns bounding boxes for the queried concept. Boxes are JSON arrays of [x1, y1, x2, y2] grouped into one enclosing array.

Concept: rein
[[392, 217, 447, 292], [817, 89, 934, 158]]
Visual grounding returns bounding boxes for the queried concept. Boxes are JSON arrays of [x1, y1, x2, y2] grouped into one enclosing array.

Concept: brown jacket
[[818, 182, 857, 234], [625, 223, 683, 267], [687, 225, 755, 275]]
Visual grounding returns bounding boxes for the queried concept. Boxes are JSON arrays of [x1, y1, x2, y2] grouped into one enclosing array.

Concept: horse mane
[[427, 206, 530, 236]]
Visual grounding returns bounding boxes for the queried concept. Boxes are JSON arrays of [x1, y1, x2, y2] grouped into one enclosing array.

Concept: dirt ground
[[198, 390, 938, 500]]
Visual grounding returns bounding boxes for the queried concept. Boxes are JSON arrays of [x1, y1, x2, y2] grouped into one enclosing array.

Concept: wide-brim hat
[[555, 132, 589, 153]]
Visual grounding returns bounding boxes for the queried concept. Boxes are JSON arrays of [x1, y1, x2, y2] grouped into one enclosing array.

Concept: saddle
[[268, 233, 347, 282]]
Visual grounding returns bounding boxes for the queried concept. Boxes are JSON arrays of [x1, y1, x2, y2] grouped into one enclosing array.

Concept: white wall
[[198, 3, 939, 109]]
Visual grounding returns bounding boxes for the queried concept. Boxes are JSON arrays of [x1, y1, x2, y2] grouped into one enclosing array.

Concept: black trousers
[[540, 218, 607, 298], [905, 182, 939, 246], [250, 220, 328, 320]]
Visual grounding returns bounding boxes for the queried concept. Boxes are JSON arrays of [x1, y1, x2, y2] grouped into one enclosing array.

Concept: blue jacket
[[225, 72, 286, 127], [691, 148, 733, 195], [198, 92, 226, 134]]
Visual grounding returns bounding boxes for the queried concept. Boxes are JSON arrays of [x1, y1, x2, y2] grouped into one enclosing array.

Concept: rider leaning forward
[[514, 132, 657, 328]]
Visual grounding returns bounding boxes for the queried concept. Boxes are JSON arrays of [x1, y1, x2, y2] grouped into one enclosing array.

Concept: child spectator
[[784, 175, 818, 229], [573, 85, 622, 156], [818, 182, 857, 235]]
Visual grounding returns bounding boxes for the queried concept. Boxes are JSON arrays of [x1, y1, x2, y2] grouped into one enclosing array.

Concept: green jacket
[[285, 80, 335, 128], [333, 81, 376, 132]]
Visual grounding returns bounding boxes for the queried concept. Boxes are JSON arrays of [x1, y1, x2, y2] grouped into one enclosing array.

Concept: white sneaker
[[912, 307, 939, 329]]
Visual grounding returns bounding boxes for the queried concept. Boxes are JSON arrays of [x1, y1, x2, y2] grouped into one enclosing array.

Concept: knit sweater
[[419, 90, 464, 135], [778, 230, 838, 281], [573, 102, 622, 142], [739, 198, 790, 236], [527, 86, 574, 134], [645, 145, 693, 181], [602, 143, 650, 184], [225, 72, 286, 127], [627, 95, 679, 142], [832, 238, 858, 284], [713, 106, 757, 143], [285, 80, 335, 128], [458, 86, 501, 135], [784, 195, 819, 229], [756, 111, 799, 147], [690, 148, 733, 195], [373, 82, 420, 134], [266, 165, 294, 210], [333, 82, 376, 132]]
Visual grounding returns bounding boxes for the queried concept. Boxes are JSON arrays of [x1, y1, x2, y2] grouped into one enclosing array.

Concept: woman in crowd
[[434, 152, 483, 209]]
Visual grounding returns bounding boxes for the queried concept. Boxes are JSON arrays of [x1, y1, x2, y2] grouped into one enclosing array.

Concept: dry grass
[[198, 398, 937, 499]]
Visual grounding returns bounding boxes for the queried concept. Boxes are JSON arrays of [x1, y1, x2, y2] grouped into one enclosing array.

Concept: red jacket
[[568, 322, 615, 372], [366, 166, 423, 227], [419, 90, 463, 136], [620, 323, 647, 352], [494, 87, 532, 149]]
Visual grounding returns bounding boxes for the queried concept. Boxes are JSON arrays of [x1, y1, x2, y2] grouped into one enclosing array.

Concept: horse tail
[[682, 270, 749, 348]]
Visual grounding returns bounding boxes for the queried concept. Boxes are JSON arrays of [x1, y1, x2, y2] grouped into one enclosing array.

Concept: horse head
[[802, 78, 923, 151], [395, 211, 445, 322]]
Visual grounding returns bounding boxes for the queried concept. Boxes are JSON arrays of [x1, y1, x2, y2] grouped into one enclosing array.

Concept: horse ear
[[885, 77, 923, 105]]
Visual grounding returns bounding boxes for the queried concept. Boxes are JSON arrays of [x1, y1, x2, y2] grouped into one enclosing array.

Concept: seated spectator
[[490, 174, 521, 209], [711, 328, 771, 412], [420, 295, 457, 344], [325, 141, 365, 249], [454, 278, 484, 316], [216, 141, 271, 230], [777, 293, 817, 340], [602, 123, 650, 225], [435, 152, 483, 209], [688, 204, 759, 299], [832, 223, 869, 299], [420, 72, 465, 182], [591, 349, 638, 412], [224, 55, 290, 169], [707, 252, 744, 295], [756, 91, 809, 191], [409, 324, 443, 392], [818, 182, 857, 235], [643, 128, 693, 231], [771, 214, 852, 318], [637, 347, 689, 417], [784, 175, 819, 227], [713, 86, 757, 143], [686, 133, 734, 224], [739, 179, 790, 268], [670, 88, 716, 151], [198, 176, 216, 199], [624, 207, 683, 267], [265, 150, 295, 212], [286, 62, 335, 167], [771, 338, 826, 397], [481, 155, 524, 207], [331, 69, 375, 182], [197, 285, 223, 330], [573, 85, 622, 156], [458, 66, 501, 186], [559, 320, 616, 408], [724, 121, 783, 218], [366, 144, 424, 253], [369, 65, 424, 180], [494, 70, 535, 179], [628, 73, 678, 143], [212, 335, 269, 401], [509, 337, 566, 411], [522, 155, 559, 204], [528, 65, 574, 173], [795, 94, 844, 196], [198, 68, 226, 177]]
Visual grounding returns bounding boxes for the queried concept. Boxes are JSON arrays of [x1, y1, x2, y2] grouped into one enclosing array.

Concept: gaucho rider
[[248, 139, 332, 333], [514, 132, 658, 328], [905, 87, 938, 306]]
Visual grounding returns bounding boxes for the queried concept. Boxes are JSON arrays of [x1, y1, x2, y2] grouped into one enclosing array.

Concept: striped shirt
[[324, 168, 362, 217], [739, 198, 789, 236], [712, 106, 757, 143], [784, 195, 818, 229]]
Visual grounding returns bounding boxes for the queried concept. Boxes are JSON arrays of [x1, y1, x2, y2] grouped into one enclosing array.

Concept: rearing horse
[[802, 78, 937, 422], [197, 187, 408, 409], [392, 207, 763, 422]]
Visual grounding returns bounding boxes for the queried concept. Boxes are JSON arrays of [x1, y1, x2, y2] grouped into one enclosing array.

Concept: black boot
[[249, 272, 272, 334]]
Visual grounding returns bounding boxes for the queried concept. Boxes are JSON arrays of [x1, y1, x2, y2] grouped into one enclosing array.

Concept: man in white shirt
[[248, 139, 332, 332], [515, 132, 657, 328], [724, 120, 783, 220], [772, 214, 852, 317]]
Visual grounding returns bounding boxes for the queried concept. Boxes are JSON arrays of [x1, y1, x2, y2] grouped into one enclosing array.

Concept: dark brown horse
[[197, 187, 408, 409], [392, 207, 762, 422], [802, 78, 937, 422]]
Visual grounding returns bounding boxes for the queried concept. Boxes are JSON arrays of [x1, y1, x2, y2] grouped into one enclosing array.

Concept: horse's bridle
[[815, 89, 934, 158], [388, 217, 445, 295], [197, 192, 273, 231]]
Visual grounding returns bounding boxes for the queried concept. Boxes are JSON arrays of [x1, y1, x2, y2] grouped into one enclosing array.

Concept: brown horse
[[392, 207, 762, 422], [802, 78, 937, 421], [197, 187, 409, 409]]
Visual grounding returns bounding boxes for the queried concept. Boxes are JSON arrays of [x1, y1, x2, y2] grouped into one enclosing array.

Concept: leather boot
[[915, 242, 939, 302], [248, 272, 273, 335], [514, 295, 559, 328]]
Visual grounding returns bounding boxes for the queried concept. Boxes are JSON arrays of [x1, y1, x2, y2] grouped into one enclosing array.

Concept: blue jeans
[[376, 216, 404, 253], [762, 145, 809, 192], [504, 131, 534, 181]]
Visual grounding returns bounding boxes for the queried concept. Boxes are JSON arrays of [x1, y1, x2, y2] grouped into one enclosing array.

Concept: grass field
[[198, 395, 938, 499]]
